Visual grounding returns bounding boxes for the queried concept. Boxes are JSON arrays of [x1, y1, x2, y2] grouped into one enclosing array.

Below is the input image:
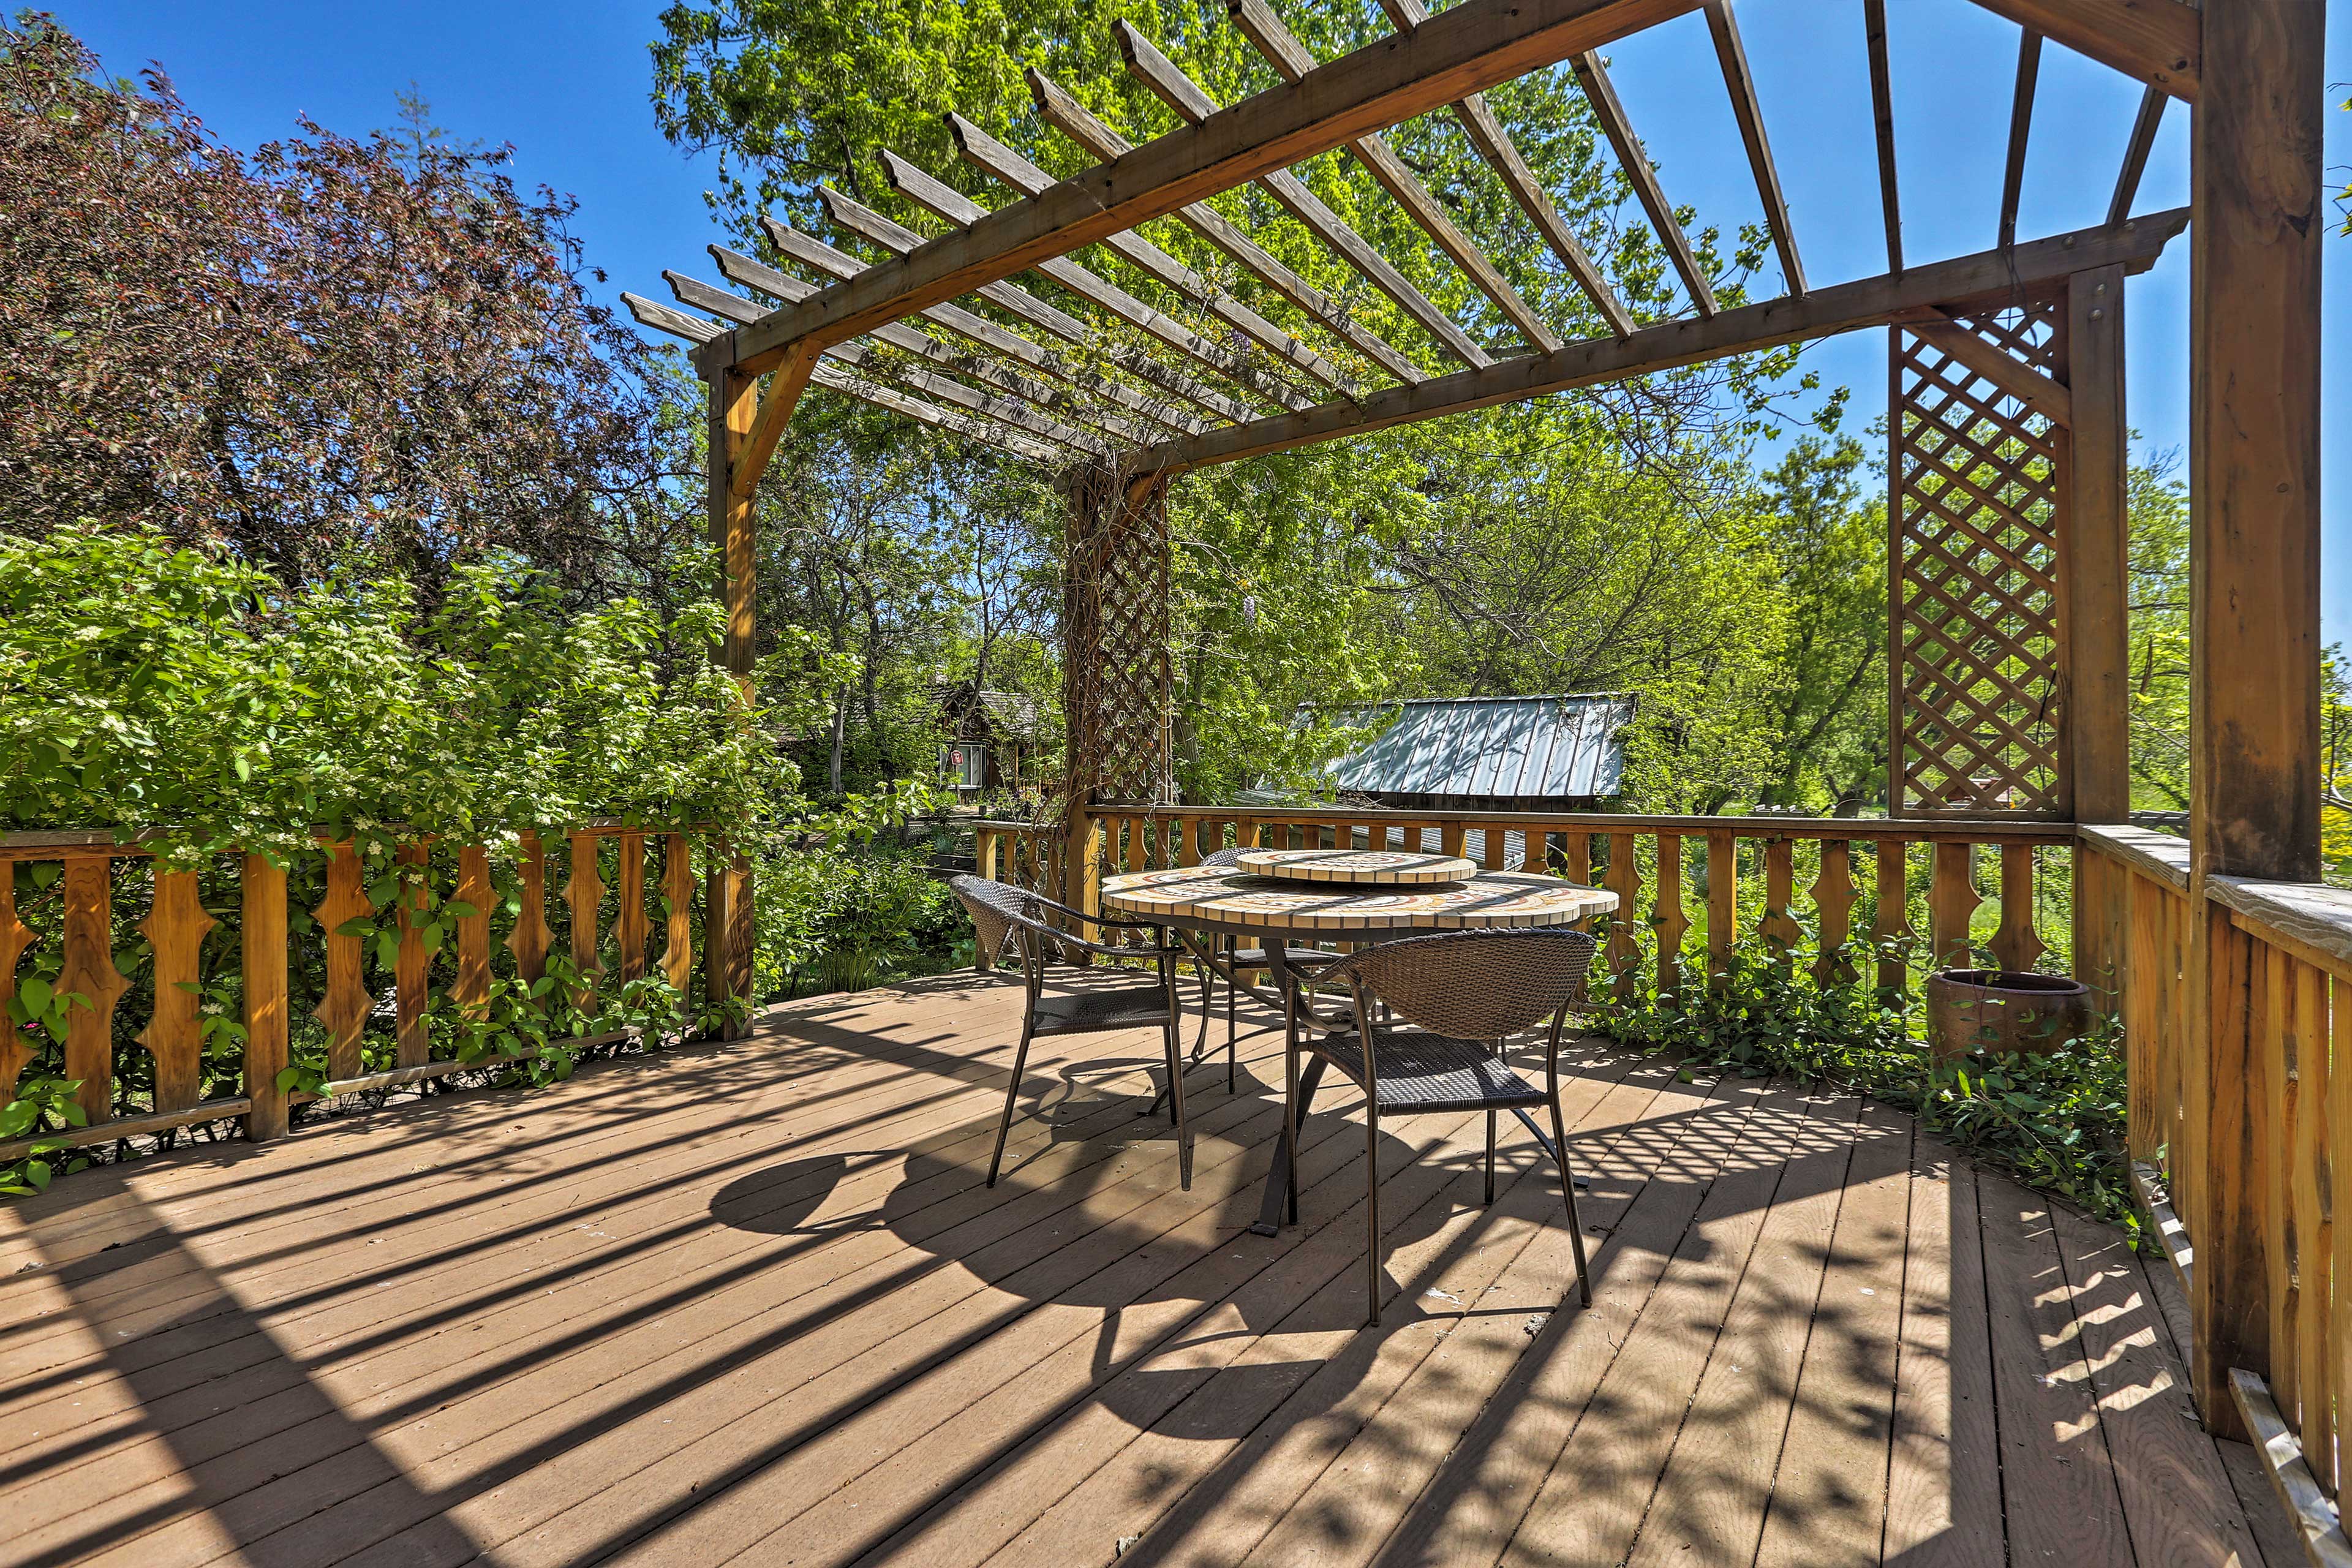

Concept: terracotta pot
[[1924, 969, 2094, 1063]]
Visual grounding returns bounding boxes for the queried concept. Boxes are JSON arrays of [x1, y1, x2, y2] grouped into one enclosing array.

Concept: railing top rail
[[2078, 823, 2194, 891], [2206, 874, 2352, 982], [982, 809, 2075, 844]]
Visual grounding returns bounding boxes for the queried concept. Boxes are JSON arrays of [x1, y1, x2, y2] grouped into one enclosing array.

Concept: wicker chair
[[1286, 926, 1600, 1325], [1192, 846, 1344, 1088], [951, 874, 1199, 1191]]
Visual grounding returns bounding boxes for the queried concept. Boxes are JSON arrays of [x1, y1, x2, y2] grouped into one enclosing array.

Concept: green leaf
[[24, 1161, 50, 1191]]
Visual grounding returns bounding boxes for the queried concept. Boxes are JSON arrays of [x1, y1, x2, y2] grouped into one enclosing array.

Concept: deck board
[[0, 971, 2283, 1568]]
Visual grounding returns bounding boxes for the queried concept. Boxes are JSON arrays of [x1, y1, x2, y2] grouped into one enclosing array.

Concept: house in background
[[1316, 693, 1633, 812], [932, 679, 1043, 802]]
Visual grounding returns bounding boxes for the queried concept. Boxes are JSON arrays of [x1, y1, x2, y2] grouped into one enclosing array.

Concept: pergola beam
[[1998, 30, 2043, 251], [1025, 67, 1430, 383], [728, 0, 1700, 374], [820, 184, 1253, 424], [943, 114, 1361, 400], [1963, 0, 2198, 100], [760, 219, 1204, 435], [1864, 0, 1902, 274], [1141, 210, 2184, 472], [1702, 0, 1804, 295], [1571, 50, 1718, 317], [1374, 0, 1635, 339], [880, 151, 1315, 414], [1226, 0, 1564, 353], [1116, 20, 1496, 369]]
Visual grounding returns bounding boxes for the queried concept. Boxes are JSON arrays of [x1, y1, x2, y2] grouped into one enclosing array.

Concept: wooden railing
[[2080, 824, 2352, 1538], [975, 807, 2076, 1000], [0, 823, 722, 1163]]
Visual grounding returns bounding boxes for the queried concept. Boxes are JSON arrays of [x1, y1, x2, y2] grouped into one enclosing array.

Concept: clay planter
[[1924, 970, 2094, 1063]]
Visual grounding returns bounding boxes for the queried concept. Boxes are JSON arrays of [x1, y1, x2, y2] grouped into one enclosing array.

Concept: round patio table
[[1100, 863, 1616, 1234]]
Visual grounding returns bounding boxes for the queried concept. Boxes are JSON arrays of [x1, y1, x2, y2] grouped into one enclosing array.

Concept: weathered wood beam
[[733, 0, 1699, 371], [1025, 67, 1430, 382], [820, 184, 1251, 424], [666, 272, 1116, 459], [1864, 0, 1902, 274], [1907, 309, 2073, 426], [2066, 265, 2130, 823], [1226, 0, 1563, 353], [1999, 30, 2042, 252], [710, 245, 1163, 446], [1570, 50, 1717, 317], [2108, 84, 2166, 226], [1702, 0, 1804, 294], [1142, 210, 2184, 471], [1116, 20, 1495, 369], [1374, 0, 1634, 338], [942, 113, 1360, 400], [1964, 0, 2198, 100], [881, 151, 1314, 414], [760, 219, 1204, 435]]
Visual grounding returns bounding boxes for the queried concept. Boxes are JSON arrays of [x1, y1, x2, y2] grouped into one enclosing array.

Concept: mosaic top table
[[1099, 864, 1617, 1235]]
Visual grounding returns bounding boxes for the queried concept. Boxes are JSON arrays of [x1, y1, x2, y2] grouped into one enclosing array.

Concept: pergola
[[624, 0, 2324, 1479]]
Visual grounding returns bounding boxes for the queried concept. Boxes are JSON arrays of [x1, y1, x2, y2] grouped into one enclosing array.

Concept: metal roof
[[1316, 694, 1633, 800]]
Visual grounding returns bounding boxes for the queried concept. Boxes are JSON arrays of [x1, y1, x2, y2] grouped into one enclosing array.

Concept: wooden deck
[[0, 971, 2298, 1568]]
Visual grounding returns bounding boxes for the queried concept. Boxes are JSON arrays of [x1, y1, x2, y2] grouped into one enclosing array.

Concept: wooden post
[[700, 334, 815, 1038], [2185, 0, 2327, 1436], [241, 854, 289, 1143], [2068, 263, 2133, 1011]]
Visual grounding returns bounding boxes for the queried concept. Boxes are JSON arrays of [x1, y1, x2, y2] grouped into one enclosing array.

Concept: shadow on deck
[[0, 971, 2296, 1567]]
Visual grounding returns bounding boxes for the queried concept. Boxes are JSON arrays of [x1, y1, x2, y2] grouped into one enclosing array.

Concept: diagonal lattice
[[1891, 298, 2070, 818], [1065, 464, 1174, 807]]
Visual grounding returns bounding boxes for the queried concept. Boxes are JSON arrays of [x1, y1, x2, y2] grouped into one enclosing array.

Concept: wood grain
[[137, 869, 214, 1114], [58, 857, 126, 1126]]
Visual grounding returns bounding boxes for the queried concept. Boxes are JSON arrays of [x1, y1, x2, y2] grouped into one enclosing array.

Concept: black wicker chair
[[951, 874, 1199, 1191], [1191, 846, 1344, 1088], [1285, 926, 1600, 1325]]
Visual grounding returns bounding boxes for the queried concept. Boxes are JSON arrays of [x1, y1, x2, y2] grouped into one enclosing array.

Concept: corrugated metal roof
[[1316, 694, 1633, 799]]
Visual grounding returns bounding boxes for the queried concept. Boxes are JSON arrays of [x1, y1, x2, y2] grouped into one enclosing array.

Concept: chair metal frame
[[951, 874, 1202, 1190], [1284, 926, 1600, 1325]]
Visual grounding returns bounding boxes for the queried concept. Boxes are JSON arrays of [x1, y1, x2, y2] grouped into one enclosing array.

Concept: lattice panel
[[1065, 464, 1174, 807], [1891, 298, 2071, 818]]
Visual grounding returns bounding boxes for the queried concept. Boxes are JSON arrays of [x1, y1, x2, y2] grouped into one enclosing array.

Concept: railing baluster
[[2331, 972, 2350, 1499], [138, 867, 213, 1114], [1874, 840, 1914, 998], [2265, 944, 2299, 1437], [314, 840, 374, 1081], [663, 834, 695, 992], [241, 853, 290, 1142], [394, 841, 432, 1068], [2125, 871, 2165, 1162], [567, 831, 605, 1011], [1654, 833, 1686, 1002], [1990, 842, 2045, 972], [59, 856, 126, 1126], [2285, 954, 2331, 1490], [1565, 832, 1592, 885], [1604, 832, 1640, 1000], [1762, 837, 1799, 956], [457, 843, 496, 1012], [1811, 840, 1856, 986], [1705, 831, 1736, 981], [0, 871, 34, 1100], [1928, 841, 1978, 970], [615, 834, 647, 984], [510, 832, 551, 989]]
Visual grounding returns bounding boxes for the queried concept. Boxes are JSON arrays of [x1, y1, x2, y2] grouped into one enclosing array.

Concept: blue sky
[[49, 0, 2351, 646]]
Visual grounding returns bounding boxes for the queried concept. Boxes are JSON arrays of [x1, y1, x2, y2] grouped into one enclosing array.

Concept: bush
[[756, 846, 968, 999], [1589, 935, 2134, 1232]]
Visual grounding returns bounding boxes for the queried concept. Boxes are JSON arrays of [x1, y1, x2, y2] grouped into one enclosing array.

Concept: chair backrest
[[1199, 846, 1249, 868], [951, 874, 1044, 970], [1323, 927, 1598, 1041]]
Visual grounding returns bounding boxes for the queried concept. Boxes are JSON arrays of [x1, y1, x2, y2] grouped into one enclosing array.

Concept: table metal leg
[[1253, 1053, 1324, 1237]]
